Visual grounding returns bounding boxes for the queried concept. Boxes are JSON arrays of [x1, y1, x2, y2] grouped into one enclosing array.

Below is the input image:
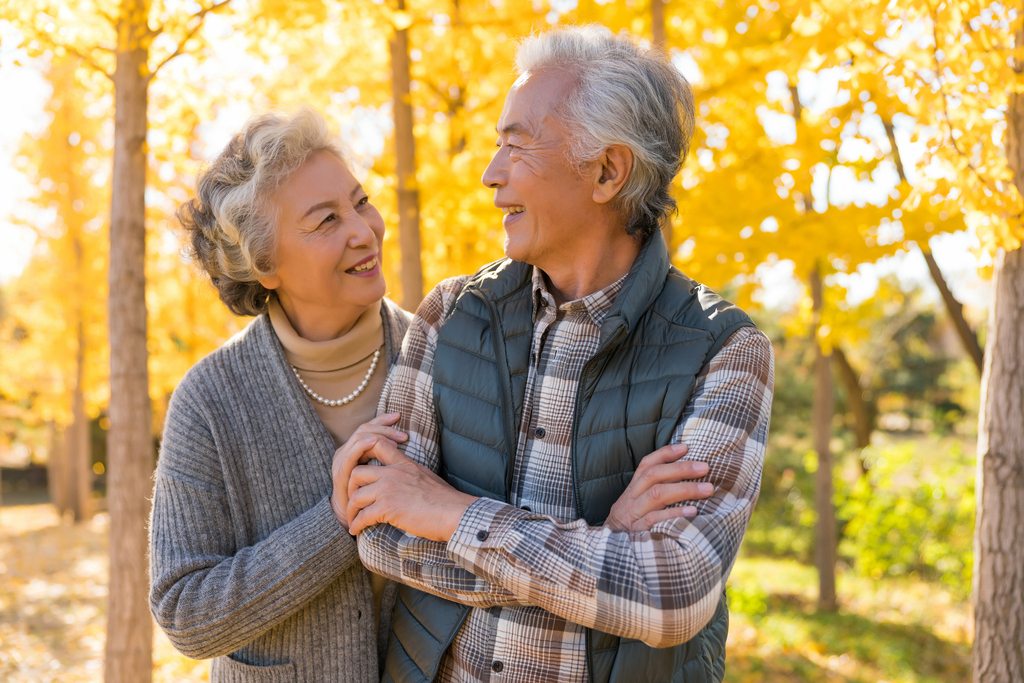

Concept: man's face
[[481, 69, 598, 268]]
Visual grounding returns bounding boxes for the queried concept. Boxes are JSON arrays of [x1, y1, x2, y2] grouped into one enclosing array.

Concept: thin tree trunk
[[70, 219, 92, 522], [973, 12, 1024, 676], [391, 0, 423, 311], [884, 117, 984, 374], [105, 1, 154, 681], [48, 422, 68, 514], [69, 329, 93, 522], [811, 266, 837, 612]]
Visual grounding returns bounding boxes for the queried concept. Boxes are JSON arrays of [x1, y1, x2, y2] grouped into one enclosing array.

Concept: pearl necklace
[[291, 347, 381, 407]]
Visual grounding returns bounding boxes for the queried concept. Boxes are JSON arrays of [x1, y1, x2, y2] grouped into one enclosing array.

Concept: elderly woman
[[149, 108, 410, 683]]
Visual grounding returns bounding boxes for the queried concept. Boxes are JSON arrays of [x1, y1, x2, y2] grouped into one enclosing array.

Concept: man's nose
[[481, 148, 507, 188]]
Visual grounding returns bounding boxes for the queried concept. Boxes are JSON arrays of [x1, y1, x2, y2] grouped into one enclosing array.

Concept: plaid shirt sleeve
[[359, 297, 775, 642], [445, 327, 774, 647], [357, 276, 529, 608]]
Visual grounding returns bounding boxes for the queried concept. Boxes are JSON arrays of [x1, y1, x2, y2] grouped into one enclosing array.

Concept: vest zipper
[[569, 322, 627, 683], [479, 291, 520, 499]]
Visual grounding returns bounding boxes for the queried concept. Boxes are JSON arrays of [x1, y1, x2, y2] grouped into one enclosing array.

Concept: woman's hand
[[330, 412, 407, 531], [603, 444, 715, 533]]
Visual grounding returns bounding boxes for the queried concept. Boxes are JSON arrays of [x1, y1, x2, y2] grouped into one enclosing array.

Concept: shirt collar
[[531, 266, 628, 328]]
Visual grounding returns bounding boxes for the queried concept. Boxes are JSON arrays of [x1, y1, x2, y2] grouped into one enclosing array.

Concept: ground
[[0, 503, 971, 682]]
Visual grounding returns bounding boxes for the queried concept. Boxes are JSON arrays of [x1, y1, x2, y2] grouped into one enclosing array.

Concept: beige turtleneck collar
[[268, 297, 386, 449]]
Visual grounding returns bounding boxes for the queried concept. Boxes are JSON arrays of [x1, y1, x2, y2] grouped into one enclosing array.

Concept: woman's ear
[[592, 144, 633, 205], [257, 273, 282, 290]]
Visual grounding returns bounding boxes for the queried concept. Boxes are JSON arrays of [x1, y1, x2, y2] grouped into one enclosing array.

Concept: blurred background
[[1, 0, 1020, 681]]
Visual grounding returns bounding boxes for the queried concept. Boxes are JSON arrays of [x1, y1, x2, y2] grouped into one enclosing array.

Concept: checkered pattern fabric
[[359, 268, 774, 682]]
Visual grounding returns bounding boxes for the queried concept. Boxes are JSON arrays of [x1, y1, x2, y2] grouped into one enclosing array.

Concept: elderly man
[[343, 26, 774, 683]]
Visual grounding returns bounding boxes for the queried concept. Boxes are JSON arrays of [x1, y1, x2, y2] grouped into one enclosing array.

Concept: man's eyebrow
[[497, 122, 529, 137]]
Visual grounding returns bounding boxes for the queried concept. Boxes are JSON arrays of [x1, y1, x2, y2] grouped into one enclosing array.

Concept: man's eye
[[356, 196, 370, 207], [319, 213, 338, 227]]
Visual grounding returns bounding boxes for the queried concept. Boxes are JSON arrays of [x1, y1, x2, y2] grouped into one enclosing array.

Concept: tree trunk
[[105, 2, 154, 681], [391, 0, 423, 311], [70, 217, 92, 522], [69, 329, 93, 522], [811, 266, 837, 612], [972, 247, 1024, 682], [47, 422, 68, 515], [972, 13, 1024, 672]]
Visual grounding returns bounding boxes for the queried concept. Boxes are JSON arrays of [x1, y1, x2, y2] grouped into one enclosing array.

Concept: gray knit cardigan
[[150, 299, 412, 683]]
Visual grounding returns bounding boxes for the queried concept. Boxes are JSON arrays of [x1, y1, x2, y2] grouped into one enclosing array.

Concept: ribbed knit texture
[[150, 299, 411, 683]]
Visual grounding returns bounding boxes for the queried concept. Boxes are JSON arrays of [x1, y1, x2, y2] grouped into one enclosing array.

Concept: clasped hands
[[330, 413, 716, 541]]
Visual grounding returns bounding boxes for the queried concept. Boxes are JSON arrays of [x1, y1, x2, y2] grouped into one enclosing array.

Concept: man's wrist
[[435, 490, 479, 541]]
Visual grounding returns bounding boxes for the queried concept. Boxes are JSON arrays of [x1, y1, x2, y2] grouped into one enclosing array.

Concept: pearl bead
[[291, 347, 381, 408]]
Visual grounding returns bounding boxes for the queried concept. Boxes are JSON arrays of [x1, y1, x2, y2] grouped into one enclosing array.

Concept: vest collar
[[469, 230, 670, 344], [598, 230, 670, 345]]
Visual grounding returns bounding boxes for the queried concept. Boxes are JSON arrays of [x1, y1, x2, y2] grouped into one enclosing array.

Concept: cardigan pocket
[[212, 655, 297, 683]]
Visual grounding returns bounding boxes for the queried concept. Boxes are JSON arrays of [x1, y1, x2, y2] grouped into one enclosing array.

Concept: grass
[[724, 553, 971, 682], [0, 503, 971, 682]]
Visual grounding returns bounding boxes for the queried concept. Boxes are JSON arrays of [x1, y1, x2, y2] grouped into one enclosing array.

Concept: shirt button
[[534, 427, 546, 439], [492, 661, 504, 673], [476, 530, 489, 541]]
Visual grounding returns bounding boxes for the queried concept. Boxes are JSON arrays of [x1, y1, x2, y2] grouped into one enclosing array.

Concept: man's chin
[[502, 237, 528, 264]]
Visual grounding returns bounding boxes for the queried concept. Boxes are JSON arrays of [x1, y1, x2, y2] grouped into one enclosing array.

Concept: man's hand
[[329, 412, 408, 531], [604, 444, 714, 533], [346, 441, 478, 541]]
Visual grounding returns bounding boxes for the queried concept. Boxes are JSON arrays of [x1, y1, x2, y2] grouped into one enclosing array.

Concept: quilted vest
[[385, 232, 754, 683]]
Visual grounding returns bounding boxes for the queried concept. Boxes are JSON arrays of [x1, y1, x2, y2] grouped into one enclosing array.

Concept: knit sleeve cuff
[[294, 495, 361, 574]]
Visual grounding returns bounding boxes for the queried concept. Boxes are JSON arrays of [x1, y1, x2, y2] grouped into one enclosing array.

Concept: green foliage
[[726, 556, 971, 683], [838, 442, 975, 599]]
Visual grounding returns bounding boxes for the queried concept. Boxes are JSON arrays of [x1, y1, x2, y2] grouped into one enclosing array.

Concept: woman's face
[[259, 151, 386, 341]]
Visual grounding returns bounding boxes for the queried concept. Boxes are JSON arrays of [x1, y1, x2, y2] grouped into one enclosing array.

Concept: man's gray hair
[[516, 26, 695, 242], [177, 107, 348, 316]]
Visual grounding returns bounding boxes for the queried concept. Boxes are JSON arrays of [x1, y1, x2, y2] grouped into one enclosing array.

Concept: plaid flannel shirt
[[359, 267, 774, 682]]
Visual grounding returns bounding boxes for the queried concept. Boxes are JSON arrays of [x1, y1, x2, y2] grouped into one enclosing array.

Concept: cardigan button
[[476, 530, 489, 541], [491, 661, 504, 673], [534, 427, 546, 439]]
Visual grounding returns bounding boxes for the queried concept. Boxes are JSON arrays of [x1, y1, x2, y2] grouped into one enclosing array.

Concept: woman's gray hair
[[516, 26, 695, 242], [177, 107, 348, 316]]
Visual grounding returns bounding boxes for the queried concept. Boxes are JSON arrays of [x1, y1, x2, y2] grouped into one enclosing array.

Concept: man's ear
[[592, 144, 633, 205]]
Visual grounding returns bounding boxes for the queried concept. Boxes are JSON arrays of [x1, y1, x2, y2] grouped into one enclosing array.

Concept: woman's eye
[[356, 196, 370, 207], [319, 213, 338, 227]]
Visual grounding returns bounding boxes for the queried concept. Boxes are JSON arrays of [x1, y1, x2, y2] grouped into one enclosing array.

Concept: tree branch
[[882, 111, 985, 374], [921, 246, 985, 374], [148, 0, 233, 79], [832, 345, 873, 456]]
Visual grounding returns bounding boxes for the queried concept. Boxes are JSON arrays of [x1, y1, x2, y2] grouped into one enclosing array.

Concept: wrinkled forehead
[[497, 68, 578, 133]]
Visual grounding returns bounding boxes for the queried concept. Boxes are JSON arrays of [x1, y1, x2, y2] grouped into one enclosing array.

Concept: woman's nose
[[348, 215, 377, 248]]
